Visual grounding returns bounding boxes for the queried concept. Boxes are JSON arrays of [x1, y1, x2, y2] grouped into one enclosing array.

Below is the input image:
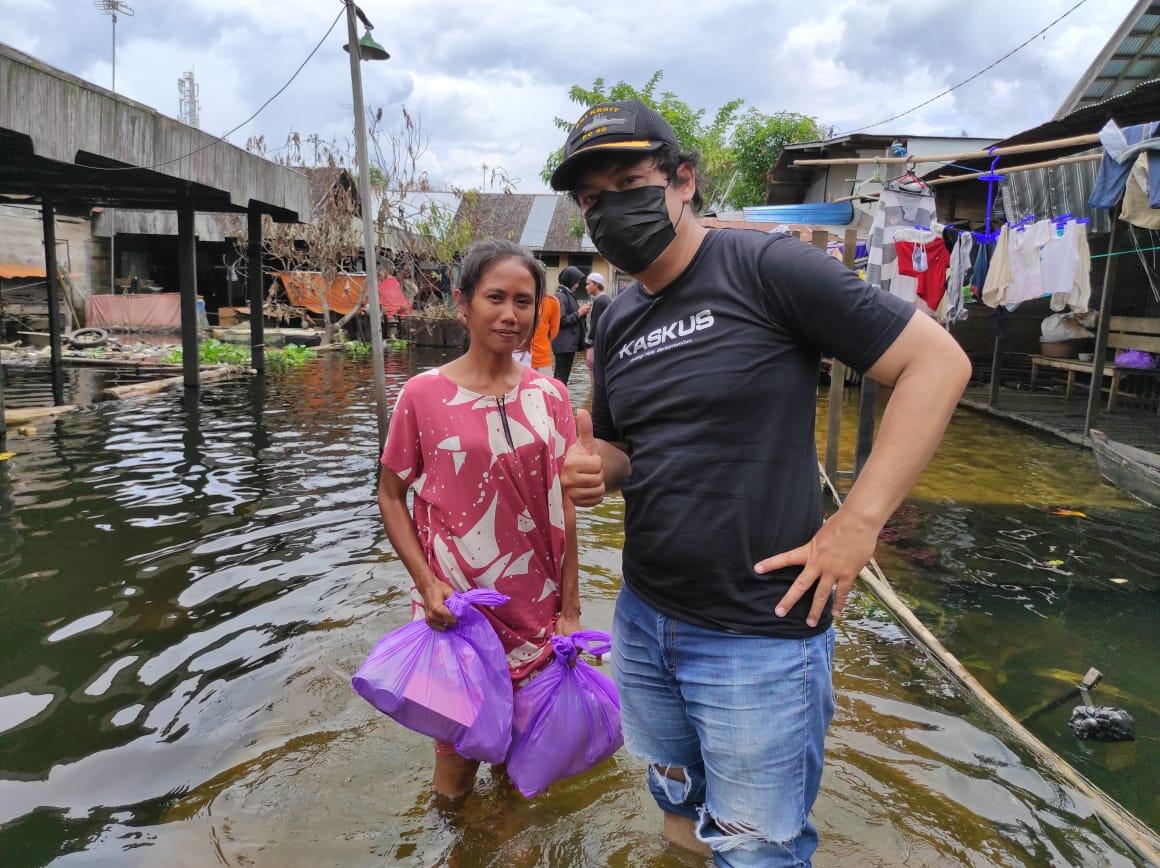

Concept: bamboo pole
[[832, 152, 1102, 202], [1085, 214, 1121, 436], [929, 152, 1102, 186], [792, 133, 1100, 167], [817, 466, 1160, 866]]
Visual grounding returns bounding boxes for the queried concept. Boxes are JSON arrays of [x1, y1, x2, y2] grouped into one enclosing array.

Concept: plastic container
[[1040, 340, 1077, 359]]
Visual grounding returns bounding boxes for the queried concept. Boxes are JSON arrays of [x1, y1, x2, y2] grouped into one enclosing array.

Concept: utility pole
[[94, 1, 135, 92], [344, 1, 391, 446], [94, 1, 134, 295]]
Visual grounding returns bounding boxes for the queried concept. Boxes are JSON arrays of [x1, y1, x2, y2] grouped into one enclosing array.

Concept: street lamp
[[343, 1, 390, 446]]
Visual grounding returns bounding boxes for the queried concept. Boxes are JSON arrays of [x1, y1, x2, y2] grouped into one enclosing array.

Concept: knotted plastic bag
[[351, 588, 513, 764], [1114, 349, 1157, 370], [506, 630, 623, 798]]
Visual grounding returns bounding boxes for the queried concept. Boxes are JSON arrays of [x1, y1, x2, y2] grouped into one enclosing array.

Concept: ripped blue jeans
[[612, 583, 835, 868]]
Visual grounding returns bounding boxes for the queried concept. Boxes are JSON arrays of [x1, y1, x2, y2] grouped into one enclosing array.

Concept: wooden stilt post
[[42, 197, 63, 370], [988, 309, 1004, 408], [823, 229, 854, 478], [247, 206, 265, 374], [42, 196, 65, 405], [178, 198, 200, 389], [1085, 215, 1121, 437], [854, 379, 877, 479], [0, 346, 6, 446]]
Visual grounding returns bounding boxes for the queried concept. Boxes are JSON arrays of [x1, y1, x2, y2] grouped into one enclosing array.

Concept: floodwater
[[819, 386, 1160, 835], [0, 352, 1147, 866]]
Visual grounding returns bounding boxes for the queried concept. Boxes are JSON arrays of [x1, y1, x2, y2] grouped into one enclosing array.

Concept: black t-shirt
[[585, 292, 612, 346], [591, 229, 914, 638]]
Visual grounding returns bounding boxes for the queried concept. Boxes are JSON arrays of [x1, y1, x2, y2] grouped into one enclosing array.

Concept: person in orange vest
[[527, 287, 561, 376]]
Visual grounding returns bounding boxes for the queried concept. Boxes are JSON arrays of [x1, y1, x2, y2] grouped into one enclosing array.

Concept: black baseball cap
[[549, 99, 679, 192]]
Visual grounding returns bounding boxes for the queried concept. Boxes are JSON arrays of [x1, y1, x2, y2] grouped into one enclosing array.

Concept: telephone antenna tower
[[93, 1, 134, 93], [178, 70, 201, 128]]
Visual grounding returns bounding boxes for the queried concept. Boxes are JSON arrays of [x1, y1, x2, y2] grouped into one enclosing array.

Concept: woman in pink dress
[[376, 239, 582, 799]]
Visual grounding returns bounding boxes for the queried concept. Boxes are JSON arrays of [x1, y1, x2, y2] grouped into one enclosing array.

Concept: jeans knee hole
[[650, 763, 693, 804]]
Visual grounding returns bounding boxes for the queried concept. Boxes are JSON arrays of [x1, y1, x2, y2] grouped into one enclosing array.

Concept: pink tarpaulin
[[378, 276, 413, 317], [86, 293, 190, 329]]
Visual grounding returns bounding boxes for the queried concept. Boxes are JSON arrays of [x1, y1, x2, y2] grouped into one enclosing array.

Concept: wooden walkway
[[960, 384, 1160, 451]]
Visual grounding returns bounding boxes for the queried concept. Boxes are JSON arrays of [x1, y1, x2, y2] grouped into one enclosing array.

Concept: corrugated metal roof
[[518, 195, 557, 249], [743, 202, 855, 225], [1056, 1, 1160, 118]]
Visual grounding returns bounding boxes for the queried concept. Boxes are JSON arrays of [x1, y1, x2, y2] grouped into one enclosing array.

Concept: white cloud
[[0, 0, 1137, 192]]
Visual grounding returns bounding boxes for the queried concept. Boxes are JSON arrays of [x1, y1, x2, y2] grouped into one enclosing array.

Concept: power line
[[835, 0, 1091, 137], [89, 6, 344, 172]]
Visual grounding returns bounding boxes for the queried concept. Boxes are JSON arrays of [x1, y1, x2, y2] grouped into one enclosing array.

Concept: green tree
[[542, 71, 821, 210], [727, 109, 823, 209]]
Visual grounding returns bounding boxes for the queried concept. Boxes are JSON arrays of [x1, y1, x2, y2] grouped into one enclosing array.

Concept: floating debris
[[1069, 706, 1136, 742]]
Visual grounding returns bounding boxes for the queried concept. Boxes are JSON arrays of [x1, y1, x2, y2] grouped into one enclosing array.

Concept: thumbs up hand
[[563, 409, 605, 506]]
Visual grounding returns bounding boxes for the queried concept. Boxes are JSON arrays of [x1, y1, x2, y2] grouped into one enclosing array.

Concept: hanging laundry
[[865, 181, 937, 297], [944, 234, 974, 326], [970, 240, 994, 300], [895, 236, 950, 312], [1047, 223, 1092, 313], [1006, 220, 1053, 304], [1120, 154, 1160, 230], [982, 225, 1012, 308], [1089, 120, 1160, 210], [887, 225, 936, 303]]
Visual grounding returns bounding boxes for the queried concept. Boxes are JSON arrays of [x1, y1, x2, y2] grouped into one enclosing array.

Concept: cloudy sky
[[1, 0, 1134, 192]]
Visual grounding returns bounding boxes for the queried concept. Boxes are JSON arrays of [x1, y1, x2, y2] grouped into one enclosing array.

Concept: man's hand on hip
[[753, 507, 880, 627], [563, 409, 605, 507]]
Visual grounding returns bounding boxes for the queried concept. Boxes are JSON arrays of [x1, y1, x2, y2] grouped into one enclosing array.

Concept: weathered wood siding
[[0, 44, 309, 219], [0, 203, 94, 301]]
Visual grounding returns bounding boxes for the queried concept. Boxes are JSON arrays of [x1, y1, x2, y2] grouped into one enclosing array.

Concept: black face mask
[[584, 184, 680, 275]]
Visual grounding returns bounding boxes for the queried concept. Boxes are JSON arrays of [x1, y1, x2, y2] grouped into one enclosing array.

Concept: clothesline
[[1091, 243, 1160, 260]]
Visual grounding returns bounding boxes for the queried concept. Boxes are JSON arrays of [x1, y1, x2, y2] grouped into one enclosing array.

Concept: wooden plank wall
[[0, 204, 95, 309]]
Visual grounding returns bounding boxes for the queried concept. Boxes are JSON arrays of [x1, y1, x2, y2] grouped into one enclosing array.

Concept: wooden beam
[[1085, 215, 1121, 435], [792, 133, 1101, 167], [4, 404, 78, 425], [247, 207, 265, 374], [102, 365, 249, 401], [178, 199, 200, 389]]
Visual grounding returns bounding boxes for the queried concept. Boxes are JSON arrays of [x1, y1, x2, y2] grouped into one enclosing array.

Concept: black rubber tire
[[67, 328, 109, 349]]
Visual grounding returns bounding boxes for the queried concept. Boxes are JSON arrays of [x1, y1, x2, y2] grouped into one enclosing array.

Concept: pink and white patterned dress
[[380, 367, 577, 681]]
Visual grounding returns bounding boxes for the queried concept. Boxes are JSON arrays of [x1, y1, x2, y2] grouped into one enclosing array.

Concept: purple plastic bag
[[1115, 349, 1157, 370], [506, 630, 623, 799], [351, 588, 513, 764]]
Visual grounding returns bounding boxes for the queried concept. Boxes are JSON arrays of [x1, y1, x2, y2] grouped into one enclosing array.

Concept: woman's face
[[460, 257, 537, 354]]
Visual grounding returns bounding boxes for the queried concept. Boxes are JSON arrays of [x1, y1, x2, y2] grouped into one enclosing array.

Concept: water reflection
[[820, 388, 1160, 834], [0, 355, 1141, 866]]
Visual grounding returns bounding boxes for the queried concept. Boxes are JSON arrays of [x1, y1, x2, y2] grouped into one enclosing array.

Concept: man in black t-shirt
[[582, 271, 610, 371], [550, 100, 971, 866]]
